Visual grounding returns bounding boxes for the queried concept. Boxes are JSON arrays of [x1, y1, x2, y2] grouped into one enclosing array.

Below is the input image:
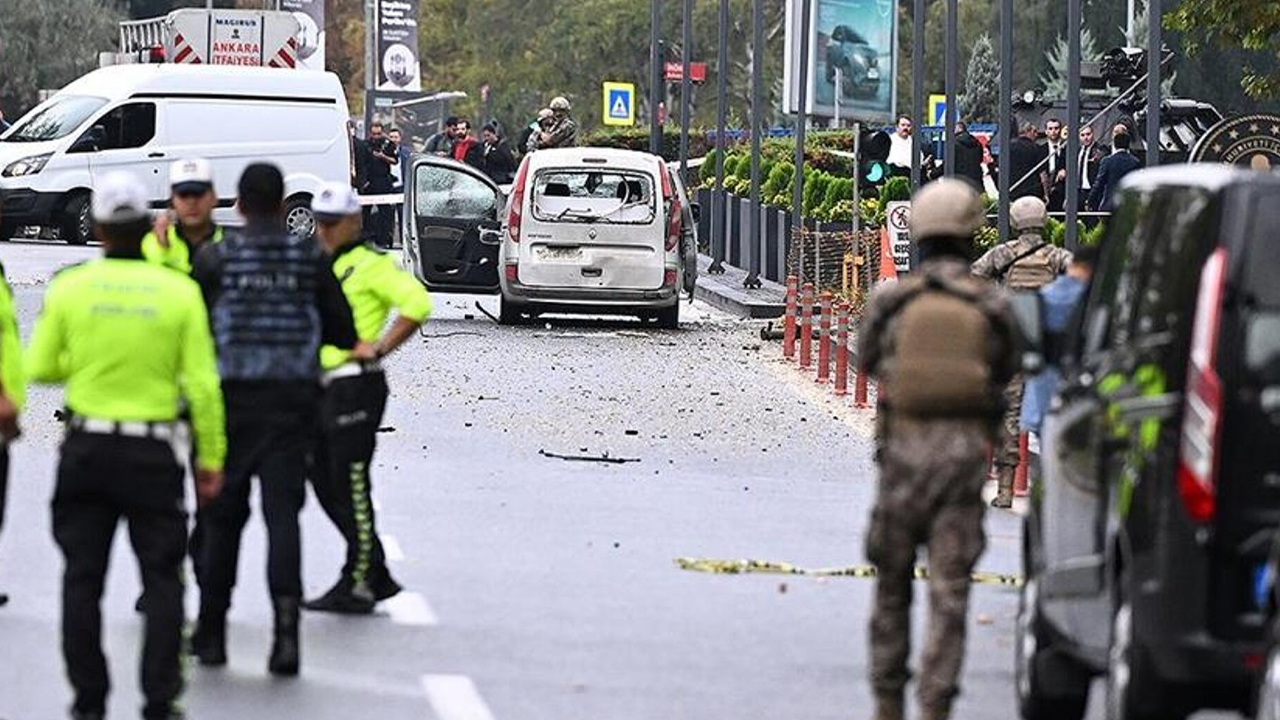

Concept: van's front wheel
[[284, 195, 316, 239], [60, 193, 92, 245]]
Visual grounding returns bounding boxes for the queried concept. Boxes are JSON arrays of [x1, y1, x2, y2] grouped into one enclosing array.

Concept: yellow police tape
[[673, 558, 1023, 586]]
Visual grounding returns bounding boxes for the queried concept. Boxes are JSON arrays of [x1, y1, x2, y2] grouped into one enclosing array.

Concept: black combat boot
[[302, 578, 375, 615], [268, 597, 301, 677], [369, 569, 404, 602], [190, 599, 228, 667]]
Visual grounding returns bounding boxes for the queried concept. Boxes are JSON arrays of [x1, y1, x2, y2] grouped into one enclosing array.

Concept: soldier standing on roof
[[857, 179, 1019, 720]]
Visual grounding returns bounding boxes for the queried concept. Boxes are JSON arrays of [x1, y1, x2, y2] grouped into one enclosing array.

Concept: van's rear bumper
[[503, 281, 678, 309], [0, 188, 62, 227]]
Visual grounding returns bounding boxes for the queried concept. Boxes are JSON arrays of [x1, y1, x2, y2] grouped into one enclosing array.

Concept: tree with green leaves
[[1168, 0, 1280, 99], [1039, 26, 1102, 101], [961, 34, 998, 123], [0, 0, 124, 115]]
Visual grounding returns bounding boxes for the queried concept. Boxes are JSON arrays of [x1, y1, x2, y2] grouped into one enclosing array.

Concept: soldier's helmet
[[1010, 196, 1048, 233], [550, 96, 572, 113], [537, 108, 554, 121], [909, 178, 985, 243]]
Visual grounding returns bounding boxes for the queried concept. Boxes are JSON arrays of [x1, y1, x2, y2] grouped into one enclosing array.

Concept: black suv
[[1016, 165, 1280, 720]]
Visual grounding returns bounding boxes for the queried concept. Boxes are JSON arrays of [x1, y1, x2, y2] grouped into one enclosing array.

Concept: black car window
[[1243, 192, 1280, 308], [1081, 187, 1156, 359], [1130, 187, 1215, 375], [94, 102, 157, 151]]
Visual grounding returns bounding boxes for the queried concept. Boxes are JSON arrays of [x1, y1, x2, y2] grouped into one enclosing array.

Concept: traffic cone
[[877, 227, 898, 282]]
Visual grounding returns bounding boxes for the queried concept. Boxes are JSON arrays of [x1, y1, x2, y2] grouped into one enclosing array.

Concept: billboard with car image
[[783, 0, 897, 122]]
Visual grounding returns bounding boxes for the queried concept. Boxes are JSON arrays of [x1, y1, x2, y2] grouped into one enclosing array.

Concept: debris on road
[[539, 449, 641, 464], [673, 558, 1023, 586]]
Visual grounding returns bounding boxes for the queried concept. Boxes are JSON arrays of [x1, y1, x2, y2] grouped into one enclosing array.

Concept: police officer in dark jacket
[[190, 163, 359, 677]]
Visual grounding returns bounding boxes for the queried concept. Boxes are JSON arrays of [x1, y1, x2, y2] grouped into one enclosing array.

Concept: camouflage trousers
[[996, 375, 1024, 469], [867, 416, 990, 714]]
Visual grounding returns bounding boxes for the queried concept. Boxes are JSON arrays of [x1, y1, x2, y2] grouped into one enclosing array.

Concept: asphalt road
[[0, 241, 1236, 720]]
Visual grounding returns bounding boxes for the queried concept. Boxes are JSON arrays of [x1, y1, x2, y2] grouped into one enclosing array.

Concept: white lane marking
[[421, 674, 496, 720], [383, 591, 438, 626], [382, 534, 405, 562]]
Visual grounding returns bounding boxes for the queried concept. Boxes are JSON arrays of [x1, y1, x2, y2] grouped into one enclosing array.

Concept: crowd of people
[[885, 113, 1144, 213], [0, 157, 433, 720], [350, 94, 579, 248]]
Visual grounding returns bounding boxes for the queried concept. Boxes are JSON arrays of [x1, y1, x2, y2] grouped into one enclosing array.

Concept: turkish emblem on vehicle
[[1189, 113, 1280, 170]]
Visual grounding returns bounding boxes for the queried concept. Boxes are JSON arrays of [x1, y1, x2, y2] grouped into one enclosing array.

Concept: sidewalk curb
[[694, 254, 787, 320]]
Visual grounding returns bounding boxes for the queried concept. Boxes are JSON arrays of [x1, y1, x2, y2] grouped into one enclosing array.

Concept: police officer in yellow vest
[[26, 172, 226, 720], [304, 183, 432, 614], [142, 158, 224, 274], [0, 208, 24, 608]]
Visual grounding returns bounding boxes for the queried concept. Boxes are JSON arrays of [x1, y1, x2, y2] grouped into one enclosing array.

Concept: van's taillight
[[147, 46, 166, 63], [661, 168, 681, 252], [664, 269, 678, 287], [507, 157, 531, 244], [1177, 247, 1227, 524], [504, 264, 519, 283]]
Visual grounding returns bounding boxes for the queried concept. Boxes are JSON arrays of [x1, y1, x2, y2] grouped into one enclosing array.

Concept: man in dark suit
[[1089, 130, 1142, 212], [1041, 118, 1069, 212], [1075, 124, 1107, 211], [1008, 122, 1046, 201]]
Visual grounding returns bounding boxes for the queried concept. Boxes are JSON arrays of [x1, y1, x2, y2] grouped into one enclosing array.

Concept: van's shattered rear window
[[531, 170, 656, 224]]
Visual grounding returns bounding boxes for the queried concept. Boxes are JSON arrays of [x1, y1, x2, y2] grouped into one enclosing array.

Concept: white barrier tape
[[358, 194, 405, 206]]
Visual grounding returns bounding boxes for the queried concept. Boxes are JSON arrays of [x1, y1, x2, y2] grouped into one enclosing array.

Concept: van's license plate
[[538, 246, 584, 261]]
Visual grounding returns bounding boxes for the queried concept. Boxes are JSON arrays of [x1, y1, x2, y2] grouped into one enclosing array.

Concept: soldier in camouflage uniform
[[858, 180, 1019, 720], [970, 197, 1071, 507], [532, 96, 578, 151]]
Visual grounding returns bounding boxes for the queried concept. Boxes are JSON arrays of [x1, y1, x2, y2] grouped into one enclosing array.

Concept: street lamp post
[[1147, 0, 1162, 168], [650, 0, 663, 156], [911, 0, 924, 191], [792, 0, 812, 239], [944, 0, 958, 177], [1066, 0, 1081, 249], [709, 0, 729, 274], [998, 0, 1013, 243], [680, 0, 693, 183], [745, 0, 764, 289]]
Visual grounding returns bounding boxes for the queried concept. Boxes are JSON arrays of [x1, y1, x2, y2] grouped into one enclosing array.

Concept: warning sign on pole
[[602, 82, 636, 127], [885, 201, 912, 273]]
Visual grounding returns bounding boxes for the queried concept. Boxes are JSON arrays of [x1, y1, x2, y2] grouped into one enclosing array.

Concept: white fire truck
[[103, 9, 302, 69]]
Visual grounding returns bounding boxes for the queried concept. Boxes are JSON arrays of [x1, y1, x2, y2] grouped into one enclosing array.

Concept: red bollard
[[1014, 432, 1031, 496], [834, 302, 850, 395], [783, 275, 798, 360], [799, 283, 814, 369], [816, 291, 833, 383]]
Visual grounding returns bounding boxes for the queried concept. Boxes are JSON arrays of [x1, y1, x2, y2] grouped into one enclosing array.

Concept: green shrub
[[878, 176, 911, 207]]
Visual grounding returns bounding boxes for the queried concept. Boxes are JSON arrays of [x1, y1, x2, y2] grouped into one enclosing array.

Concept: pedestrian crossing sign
[[602, 82, 636, 127]]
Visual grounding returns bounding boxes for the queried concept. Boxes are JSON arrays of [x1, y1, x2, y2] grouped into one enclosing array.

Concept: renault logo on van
[[588, 229, 598, 239]]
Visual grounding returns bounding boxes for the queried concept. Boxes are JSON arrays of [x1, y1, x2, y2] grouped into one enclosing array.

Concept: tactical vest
[[1003, 239, 1059, 291], [882, 272, 1001, 417], [211, 230, 322, 382]]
